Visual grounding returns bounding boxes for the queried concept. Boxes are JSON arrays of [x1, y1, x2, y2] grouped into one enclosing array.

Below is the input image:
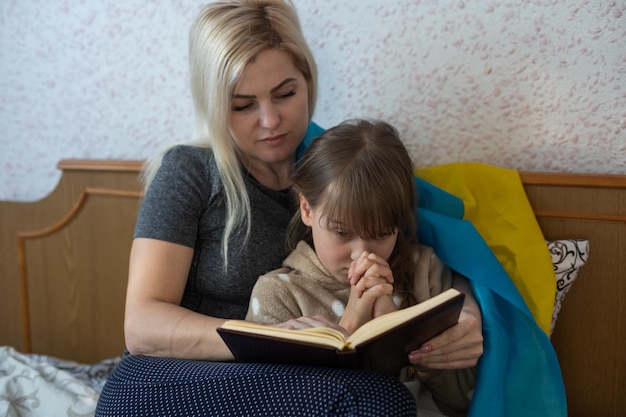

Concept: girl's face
[[299, 195, 399, 284], [229, 48, 309, 183]]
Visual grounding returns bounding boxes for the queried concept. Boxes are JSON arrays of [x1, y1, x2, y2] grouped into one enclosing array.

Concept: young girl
[[246, 119, 477, 416]]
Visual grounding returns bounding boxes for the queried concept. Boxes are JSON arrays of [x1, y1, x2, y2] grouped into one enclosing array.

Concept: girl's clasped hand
[[347, 250, 483, 370]]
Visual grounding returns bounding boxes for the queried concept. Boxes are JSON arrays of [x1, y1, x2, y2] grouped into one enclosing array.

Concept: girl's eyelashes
[[331, 228, 396, 241], [376, 230, 396, 240]]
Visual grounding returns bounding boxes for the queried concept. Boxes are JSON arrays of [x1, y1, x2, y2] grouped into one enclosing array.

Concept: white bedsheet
[[0, 346, 119, 417]]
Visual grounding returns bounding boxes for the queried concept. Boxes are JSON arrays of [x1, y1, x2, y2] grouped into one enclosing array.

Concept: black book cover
[[218, 290, 464, 374]]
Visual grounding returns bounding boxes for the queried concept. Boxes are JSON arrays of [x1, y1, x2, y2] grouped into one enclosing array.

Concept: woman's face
[[229, 48, 309, 177]]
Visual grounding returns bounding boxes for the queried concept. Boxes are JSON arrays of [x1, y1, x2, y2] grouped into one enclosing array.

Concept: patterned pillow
[[547, 239, 589, 335]]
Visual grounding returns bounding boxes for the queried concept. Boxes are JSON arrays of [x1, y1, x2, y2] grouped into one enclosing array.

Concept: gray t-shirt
[[134, 145, 294, 319]]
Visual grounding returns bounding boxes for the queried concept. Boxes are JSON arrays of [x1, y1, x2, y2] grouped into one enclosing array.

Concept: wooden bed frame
[[0, 159, 624, 416]]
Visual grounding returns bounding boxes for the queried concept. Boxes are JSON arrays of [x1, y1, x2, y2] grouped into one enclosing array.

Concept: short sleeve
[[134, 146, 219, 247]]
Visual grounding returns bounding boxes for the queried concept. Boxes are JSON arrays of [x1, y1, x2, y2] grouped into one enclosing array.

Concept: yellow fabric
[[415, 162, 555, 335]]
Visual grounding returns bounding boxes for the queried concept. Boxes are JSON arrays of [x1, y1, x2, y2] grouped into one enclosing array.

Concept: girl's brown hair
[[288, 119, 419, 306]]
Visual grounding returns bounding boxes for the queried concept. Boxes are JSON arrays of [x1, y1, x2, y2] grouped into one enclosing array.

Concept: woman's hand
[[408, 276, 483, 369], [408, 307, 483, 369]]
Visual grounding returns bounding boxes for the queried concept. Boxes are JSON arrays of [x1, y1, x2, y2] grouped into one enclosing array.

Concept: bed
[[0, 159, 624, 416]]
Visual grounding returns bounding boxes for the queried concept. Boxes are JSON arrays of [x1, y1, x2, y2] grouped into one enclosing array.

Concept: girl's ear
[[299, 194, 314, 227]]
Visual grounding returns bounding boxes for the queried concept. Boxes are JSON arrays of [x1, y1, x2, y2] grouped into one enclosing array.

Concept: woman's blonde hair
[[142, 0, 317, 266], [288, 119, 419, 306]]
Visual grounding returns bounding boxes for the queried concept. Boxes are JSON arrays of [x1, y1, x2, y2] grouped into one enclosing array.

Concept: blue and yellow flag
[[414, 163, 566, 417], [415, 163, 555, 333]]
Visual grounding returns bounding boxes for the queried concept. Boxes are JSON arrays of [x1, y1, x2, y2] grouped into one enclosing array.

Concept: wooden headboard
[[0, 160, 143, 363], [0, 160, 624, 417], [521, 172, 625, 417]]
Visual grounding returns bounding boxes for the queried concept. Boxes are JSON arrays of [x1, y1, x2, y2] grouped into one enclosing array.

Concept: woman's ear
[[299, 194, 313, 227]]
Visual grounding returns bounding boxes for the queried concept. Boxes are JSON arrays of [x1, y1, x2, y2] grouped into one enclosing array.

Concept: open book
[[218, 288, 464, 374]]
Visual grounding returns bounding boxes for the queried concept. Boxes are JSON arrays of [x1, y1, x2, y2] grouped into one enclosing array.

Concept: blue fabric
[[297, 120, 325, 160], [416, 178, 567, 417], [415, 177, 464, 219]]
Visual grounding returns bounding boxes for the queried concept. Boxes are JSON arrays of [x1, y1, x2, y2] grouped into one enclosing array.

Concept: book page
[[220, 320, 347, 349], [346, 288, 461, 347]]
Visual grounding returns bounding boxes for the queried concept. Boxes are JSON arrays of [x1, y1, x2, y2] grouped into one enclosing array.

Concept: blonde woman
[[96, 1, 417, 416]]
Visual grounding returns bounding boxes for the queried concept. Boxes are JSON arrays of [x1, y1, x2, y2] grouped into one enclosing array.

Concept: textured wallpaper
[[1, 0, 624, 201]]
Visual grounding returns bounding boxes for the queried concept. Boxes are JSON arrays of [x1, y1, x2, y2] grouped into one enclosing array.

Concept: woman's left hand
[[408, 307, 483, 369], [408, 276, 483, 369]]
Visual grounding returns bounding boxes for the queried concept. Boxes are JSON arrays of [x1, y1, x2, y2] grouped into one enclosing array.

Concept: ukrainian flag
[[415, 163, 567, 417]]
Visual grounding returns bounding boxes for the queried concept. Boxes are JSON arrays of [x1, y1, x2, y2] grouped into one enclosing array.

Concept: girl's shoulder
[[410, 244, 442, 265]]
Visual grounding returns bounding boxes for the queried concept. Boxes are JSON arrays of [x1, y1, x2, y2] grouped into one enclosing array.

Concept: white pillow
[[547, 239, 589, 335]]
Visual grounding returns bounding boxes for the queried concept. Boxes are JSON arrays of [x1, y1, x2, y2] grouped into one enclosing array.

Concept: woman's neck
[[243, 158, 294, 190]]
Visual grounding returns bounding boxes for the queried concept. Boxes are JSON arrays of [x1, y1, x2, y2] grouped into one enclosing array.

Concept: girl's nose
[[351, 238, 372, 260]]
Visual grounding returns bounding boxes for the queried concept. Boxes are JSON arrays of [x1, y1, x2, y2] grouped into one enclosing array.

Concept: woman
[[95, 1, 482, 416]]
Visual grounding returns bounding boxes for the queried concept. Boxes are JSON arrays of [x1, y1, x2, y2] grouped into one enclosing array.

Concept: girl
[[247, 119, 479, 417]]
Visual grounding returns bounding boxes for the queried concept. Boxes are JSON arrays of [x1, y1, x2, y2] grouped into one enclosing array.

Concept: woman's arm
[[124, 238, 234, 360]]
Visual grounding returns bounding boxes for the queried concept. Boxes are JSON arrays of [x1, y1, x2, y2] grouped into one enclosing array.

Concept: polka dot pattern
[[250, 297, 260, 316], [95, 355, 416, 416], [331, 300, 346, 317]]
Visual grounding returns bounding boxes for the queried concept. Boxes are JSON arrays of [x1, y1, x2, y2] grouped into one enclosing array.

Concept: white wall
[[1, 0, 625, 201]]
